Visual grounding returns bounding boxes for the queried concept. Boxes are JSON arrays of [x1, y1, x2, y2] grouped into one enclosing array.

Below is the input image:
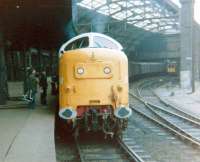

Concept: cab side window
[[79, 37, 89, 48], [93, 36, 119, 50], [64, 37, 89, 51], [65, 42, 74, 51]]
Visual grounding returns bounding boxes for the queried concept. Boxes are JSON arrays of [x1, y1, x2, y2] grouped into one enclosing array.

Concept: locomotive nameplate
[[75, 62, 113, 79]]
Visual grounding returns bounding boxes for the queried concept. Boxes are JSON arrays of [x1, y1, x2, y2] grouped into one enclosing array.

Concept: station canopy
[[73, 0, 179, 54], [76, 0, 179, 34]]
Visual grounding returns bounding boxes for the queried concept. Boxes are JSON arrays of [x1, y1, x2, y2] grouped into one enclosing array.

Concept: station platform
[[155, 81, 200, 118], [0, 87, 56, 162]]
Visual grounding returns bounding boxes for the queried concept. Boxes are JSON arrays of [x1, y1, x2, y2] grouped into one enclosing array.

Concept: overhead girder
[[74, 0, 179, 55], [129, 15, 178, 25], [92, 0, 177, 13], [76, 0, 179, 34]]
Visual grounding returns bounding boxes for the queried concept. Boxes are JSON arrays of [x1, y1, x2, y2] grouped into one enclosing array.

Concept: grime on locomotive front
[[58, 33, 132, 137]]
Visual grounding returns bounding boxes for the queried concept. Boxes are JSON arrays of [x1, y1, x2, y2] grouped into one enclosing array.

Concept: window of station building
[[64, 37, 89, 51], [93, 36, 119, 50]]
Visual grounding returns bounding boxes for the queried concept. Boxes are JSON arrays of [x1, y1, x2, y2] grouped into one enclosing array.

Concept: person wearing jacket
[[39, 70, 48, 105], [28, 69, 38, 109]]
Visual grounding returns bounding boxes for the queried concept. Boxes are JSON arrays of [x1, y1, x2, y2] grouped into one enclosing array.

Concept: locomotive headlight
[[104, 67, 111, 74], [77, 67, 84, 75]]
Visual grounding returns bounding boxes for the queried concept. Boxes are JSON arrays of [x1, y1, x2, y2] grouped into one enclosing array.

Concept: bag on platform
[[22, 90, 33, 102]]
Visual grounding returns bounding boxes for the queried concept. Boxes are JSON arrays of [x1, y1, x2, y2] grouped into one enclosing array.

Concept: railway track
[[129, 78, 200, 147], [56, 132, 145, 162], [152, 86, 200, 124], [129, 103, 200, 147], [125, 77, 200, 162], [124, 103, 200, 162], [73, 135, 145, 162], [142, 79, 200, 143]]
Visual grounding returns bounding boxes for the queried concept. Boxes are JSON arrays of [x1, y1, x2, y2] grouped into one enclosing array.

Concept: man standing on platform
[[28, 68, 37, 109], [39, 70, 48, 105]]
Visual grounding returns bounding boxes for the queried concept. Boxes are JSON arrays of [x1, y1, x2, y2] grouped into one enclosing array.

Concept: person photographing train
[[39, 70, 48, 105]]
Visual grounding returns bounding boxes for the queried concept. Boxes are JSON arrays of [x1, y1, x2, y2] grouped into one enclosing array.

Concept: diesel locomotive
[[166, 60, 178, 75], [58, 33, 132, 137]]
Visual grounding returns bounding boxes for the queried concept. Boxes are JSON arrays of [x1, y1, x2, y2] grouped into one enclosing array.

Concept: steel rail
[[147, 103, 200, 144], [153, 90, 200, 124], [137, 80, 200, 136], [143, 77, 200, 124], [74, 136, 138, 162], [130, 104, 200, 148], [130, 78, 200, 147], [140, 85, 200, 127], [117, 138, 145, 162], [146, 101, 200, 127], [74, 137, 85, 162], [130, 91, 200, 145], [135, 78, 200, 128], [139, 78, 200, 125], [135, 77, 170, 98]]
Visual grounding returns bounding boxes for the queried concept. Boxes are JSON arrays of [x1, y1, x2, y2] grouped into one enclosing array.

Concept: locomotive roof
[[59, 32, 123, 57]]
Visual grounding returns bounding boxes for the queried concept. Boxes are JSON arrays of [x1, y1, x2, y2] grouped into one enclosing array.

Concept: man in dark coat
[[28, 68, 37, 109], [39, 70, 48, 105], [51, 75, 58, 95]]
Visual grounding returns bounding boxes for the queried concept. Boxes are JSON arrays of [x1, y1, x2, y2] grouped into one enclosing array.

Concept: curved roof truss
[[76, 0, 179, 34]]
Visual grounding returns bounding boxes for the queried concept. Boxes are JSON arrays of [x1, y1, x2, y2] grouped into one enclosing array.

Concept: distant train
[[129, 61, 166, 79], [58, 33, 132, 137], [166, 60, 178, 75]]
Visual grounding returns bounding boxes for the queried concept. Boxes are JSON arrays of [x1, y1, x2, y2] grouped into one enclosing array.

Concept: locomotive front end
[[58, 33, 131, 137]]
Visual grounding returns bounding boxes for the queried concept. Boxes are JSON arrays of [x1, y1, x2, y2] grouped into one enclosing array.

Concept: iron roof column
[[180, 0, 195, 92], [0, 29, 8, 104]]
